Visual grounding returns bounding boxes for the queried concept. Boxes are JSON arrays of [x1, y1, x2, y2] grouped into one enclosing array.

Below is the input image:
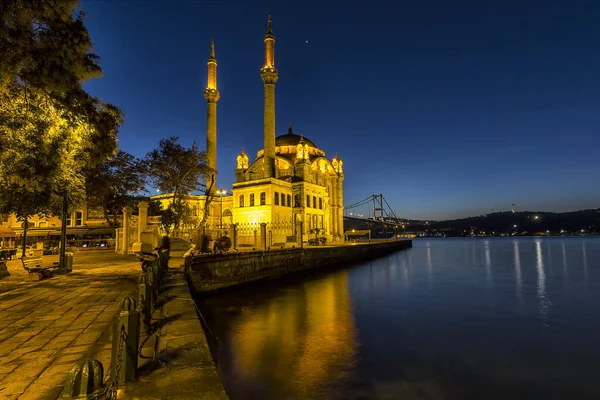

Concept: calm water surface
[[197, 238, 600, 399]]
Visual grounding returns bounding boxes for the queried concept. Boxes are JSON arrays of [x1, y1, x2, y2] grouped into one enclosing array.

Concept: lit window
[[250, 193, 255, 207], [260, 192, 266, 205], [75, 211, 83, 226]]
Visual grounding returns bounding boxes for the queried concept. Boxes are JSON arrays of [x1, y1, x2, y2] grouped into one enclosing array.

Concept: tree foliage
[[0, 0, 102, 108], [86, 150, 147, 226], [145, 137, 212, 231], [0, 0, 123, 256]]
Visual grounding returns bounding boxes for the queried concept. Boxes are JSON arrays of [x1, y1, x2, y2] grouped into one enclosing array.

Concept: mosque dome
[[275, 131, 317, 148]]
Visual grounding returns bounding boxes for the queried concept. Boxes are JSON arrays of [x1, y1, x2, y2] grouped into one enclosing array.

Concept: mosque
[[154, 15, 345, 244]]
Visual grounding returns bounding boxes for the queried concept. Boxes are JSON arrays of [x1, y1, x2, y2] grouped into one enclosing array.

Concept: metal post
[[60, 359, 106, 399], [368, 230, 371, 244], [219, 194, 223, 231], [110, 296, 139, 385]]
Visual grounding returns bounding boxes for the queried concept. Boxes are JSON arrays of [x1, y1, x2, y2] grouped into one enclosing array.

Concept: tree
[[0, 0, 102, 109], [0, 1, 123, 262], [145, 137, 212, 233], [86, 151, 147, 226]]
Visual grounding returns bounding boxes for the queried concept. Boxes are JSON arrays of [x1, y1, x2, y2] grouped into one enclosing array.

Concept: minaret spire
[[267, 13, 273, 34], [204, 39, 220, 194], [261, 14, 279, 178]]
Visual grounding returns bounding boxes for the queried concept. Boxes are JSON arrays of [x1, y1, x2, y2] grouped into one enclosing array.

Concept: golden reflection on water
[[229, 271, 357, 396]]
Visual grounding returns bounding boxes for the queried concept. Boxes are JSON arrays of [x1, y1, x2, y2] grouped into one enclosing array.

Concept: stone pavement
[[0, 252, 140, 399], [120, 260, 228, 400]]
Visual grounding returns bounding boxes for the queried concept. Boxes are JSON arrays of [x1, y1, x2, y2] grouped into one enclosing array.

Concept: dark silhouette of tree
[[86, 151, 147, 226], [145, 137, 213, 233]]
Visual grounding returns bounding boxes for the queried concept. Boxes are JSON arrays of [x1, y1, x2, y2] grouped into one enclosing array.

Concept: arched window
[[281, 193, 285, 207], [306, 195, 311, 208], [313, 196, 317, 210], [287, 194, 292, 207], [239, 194, 244, 207], [249, 193, 255, 207], [294, 194, 300, 208], [260, 192, 266, 205]]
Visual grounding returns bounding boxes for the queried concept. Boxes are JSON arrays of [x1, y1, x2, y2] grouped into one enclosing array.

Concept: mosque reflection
[[198, 270, 357, 399]]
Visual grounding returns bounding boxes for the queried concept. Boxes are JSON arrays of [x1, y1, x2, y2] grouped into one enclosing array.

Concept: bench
[[21, 257, 60, 281], [0, 260, 9, 278]]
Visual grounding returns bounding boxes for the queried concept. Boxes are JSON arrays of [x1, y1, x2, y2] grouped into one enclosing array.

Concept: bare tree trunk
[[22, 217, 28, 258], [59, 192, 68, 268]]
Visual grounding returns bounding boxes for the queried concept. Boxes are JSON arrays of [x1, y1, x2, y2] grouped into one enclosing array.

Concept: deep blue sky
[[82, 0, 600, 220]]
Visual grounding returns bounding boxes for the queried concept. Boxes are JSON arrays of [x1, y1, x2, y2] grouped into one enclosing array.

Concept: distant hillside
[[426, 209, 600, 236]]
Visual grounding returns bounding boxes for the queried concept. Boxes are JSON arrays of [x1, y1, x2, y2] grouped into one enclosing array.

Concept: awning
[[0, 225, 16, 237], [24, 229, 58, 237], [87, 228, 116, 235], [66, 228, 89, 235]]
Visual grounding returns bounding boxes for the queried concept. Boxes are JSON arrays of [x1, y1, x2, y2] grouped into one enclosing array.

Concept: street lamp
[[216, 189, 227, 231]]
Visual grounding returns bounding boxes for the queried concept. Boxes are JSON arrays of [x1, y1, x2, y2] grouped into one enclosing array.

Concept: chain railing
[[57, 247, 169, 399]]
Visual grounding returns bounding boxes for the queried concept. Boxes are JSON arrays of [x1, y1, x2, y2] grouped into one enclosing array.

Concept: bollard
[[137, 274, 151, 334], [110, 296, 139, 387], [59, 359, 106, 400]]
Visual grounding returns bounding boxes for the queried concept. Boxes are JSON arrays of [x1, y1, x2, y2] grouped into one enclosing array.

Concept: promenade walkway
[[0, 252, 139, 400]]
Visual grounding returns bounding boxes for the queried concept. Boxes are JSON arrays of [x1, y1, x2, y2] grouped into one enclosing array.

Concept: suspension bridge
[[344, 194, 404, 224], [343, 194, 423, 238]]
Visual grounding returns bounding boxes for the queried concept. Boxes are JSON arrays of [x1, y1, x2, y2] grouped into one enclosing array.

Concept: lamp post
[[216, 189, 227, 233]]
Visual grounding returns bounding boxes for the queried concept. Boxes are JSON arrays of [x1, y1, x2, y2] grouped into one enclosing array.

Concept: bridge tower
[[372, 194, 384, 221]]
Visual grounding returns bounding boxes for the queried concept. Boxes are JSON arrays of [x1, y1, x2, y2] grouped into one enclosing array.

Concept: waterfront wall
[[186, 240, 412, 293]]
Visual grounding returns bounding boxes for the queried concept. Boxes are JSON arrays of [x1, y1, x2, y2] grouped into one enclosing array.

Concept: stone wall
[[186, 240, 412, 293]]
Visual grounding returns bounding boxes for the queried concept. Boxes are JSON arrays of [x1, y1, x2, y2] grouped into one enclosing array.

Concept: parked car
[[16, 246, 34, 258]]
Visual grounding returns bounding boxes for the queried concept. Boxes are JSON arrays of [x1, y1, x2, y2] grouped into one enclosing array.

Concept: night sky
[[81, 0, 600, 220]]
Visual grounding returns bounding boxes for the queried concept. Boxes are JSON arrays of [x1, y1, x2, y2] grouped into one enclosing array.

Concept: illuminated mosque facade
[[155, 15, 345, 243]]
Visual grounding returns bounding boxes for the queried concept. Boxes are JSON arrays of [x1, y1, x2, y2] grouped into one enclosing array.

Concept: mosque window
[[274, 192, 279, 205], [281, 193, 285, 207], [287, 194, 292, 207], [306, 195, 311, 208], [250, 193, 255, 207], [239, 195, 244, 207], [260, 192, 266, 205], [319, 198, 323, 209]]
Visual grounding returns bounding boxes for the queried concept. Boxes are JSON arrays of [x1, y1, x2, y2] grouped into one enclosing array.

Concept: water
[[197, 237, 600, 399]]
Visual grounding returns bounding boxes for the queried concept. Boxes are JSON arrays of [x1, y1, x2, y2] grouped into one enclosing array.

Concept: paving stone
[[16, 385, 63, 400], [0, 378, 32, 395]]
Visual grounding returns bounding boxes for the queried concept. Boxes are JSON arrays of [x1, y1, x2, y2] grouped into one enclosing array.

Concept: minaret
[[204, 39, 220, 194], [260, 14, 278, 178]]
